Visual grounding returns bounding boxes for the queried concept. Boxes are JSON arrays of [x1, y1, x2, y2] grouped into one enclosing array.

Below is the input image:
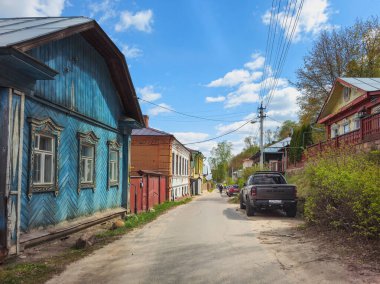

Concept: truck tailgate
[[255, 185, 296, 200]]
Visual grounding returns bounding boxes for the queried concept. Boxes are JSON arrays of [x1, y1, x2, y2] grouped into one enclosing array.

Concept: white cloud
[[148, 103, 172, 116], [138, 86, 161, 102], [205, 96, 225, 103], [115, 9, 153, 33], [262, 0, 334, 41], [0, 0, 65, 17], [121, 44, 143, 59], [244, 53, 265, 71], [207, 69, 251, 88], [263, 86, 301, 119], [88, 0, 117, 23]]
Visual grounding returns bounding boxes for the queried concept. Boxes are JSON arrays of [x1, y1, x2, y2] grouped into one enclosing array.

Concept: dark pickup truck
[[240, 171, 297, 217]]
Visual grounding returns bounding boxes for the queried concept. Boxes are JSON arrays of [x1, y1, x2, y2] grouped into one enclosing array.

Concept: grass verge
[[0, 198, 192, 284], [228, 194, 240, 204]]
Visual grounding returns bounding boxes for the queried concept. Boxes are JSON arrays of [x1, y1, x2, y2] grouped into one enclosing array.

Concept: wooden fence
[[307, 112, 380, 156]]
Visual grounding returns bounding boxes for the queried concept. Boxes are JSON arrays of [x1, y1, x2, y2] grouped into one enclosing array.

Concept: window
[[33, 134, 54, 184], [107, 140, 120, 188], [81, 144, 94, 183], [373, 104, 380, 114], [343, 119, 350, 134], [78, 131, 99, 193], [252, 174, 286, 185], [172, 152, 175, 175], [28, 117, 63, 198], [343, 87, 351, 102], [175, 155, 179, 175]]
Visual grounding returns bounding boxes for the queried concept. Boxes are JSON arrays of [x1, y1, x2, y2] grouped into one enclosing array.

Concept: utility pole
[[258, 103, 266, 170]]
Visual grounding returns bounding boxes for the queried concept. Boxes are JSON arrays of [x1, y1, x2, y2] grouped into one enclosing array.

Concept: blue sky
[[1, 0, 379, 158]]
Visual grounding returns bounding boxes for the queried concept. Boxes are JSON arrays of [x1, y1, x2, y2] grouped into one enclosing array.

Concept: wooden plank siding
[[14, 34, 128, 231], [26, 34, 123, 128]]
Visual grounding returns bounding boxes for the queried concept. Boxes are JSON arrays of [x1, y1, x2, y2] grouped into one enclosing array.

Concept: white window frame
[[107, 140, 121, 189], [28, 117, 63, 198], [77, 131, 99, 193], [343, 119, 350, 134], [33, 134, 55, 185], [80, 143, 95, 183]]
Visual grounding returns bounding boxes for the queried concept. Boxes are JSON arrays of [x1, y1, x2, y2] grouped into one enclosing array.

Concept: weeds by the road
[[97, 198, 192, 238], [228, 194, 240, 204], [0, 198, 192, 284]]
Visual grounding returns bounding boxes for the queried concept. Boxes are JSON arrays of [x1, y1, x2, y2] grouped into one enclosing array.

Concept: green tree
[[208, 141, 232, 183], [289, 124, 312, 164], [228, 137, 259, 173], [295, 16, 380, 124], [277, 120, 298, 140]]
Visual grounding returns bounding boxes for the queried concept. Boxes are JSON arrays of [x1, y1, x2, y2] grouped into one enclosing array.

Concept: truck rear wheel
[[285, 206, 297, 217], [246, 201, 255, 216]]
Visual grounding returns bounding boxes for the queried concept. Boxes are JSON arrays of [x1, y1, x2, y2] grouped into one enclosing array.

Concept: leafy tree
[[277, 120, 298, 140], [295, 16, 380, 125], [289, 124, 313, 164], [208, 141, 232, 183], [228, 137, 259, 173]]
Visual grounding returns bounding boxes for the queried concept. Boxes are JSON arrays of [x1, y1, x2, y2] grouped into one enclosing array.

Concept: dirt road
[[47, 191, 379, 284]]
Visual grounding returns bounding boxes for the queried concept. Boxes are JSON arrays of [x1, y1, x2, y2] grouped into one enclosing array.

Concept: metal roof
[[340, 77, 380, 92], [263, 137, 291, 153], [0, 17, 92, 47], [132, 127, 173, 136]]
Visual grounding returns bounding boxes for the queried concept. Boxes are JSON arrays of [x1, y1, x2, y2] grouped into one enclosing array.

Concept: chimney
[[143, 115, 149, 128]]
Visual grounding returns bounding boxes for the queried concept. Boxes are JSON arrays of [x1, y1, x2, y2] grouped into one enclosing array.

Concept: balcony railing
[[307, 112, 380, 156]]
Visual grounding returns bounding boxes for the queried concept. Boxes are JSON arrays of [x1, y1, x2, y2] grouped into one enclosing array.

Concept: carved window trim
[[28, 117, 63, 199], [77, 131, 99, 194], [107, 140, 121, 189]]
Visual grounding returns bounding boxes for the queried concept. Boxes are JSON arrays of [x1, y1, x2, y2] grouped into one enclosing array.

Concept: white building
[[171, 139, 190, 200]]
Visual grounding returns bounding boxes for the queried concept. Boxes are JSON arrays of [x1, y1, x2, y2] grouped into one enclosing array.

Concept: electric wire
[[138, 97, 249, 123], [265, 0, 304, 109], [183, 120, 255, 145]]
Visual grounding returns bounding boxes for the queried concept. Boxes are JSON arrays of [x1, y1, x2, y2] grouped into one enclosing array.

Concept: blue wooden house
[[0, 17, 144, 258]]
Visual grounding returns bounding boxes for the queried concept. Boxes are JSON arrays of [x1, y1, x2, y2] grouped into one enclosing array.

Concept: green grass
[[228, 194, 240, 204], [0, 198, 192, 284], [0, 263, 54, 284]]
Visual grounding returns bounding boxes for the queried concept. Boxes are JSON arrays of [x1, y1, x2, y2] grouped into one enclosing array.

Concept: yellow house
[[189, 149, 204, 195], [317, 77, 380, 139]]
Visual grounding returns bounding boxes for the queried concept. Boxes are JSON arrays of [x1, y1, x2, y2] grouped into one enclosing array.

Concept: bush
[[293, 147, 380, 239]]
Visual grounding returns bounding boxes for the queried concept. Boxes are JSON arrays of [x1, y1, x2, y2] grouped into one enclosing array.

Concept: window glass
[[81, 144, 94, 183], [109, 149, 119, 183], [343, 124, 350, 134], [81, 145, 94, 157], [33, 153, 41, 183], [39, 136, 52, 151], [44, 155, 53, 183], [252, 175, 286, 184], [33, 134, 54, 184], [110, 150, 118, 162]]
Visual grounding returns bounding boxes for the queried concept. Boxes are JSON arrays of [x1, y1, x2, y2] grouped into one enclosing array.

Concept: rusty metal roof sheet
[[0, 17, 92, 47]]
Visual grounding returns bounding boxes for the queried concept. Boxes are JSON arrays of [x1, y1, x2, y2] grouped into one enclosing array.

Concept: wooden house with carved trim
[[0, 17, 144, 259], [307, 78, 380, 155]]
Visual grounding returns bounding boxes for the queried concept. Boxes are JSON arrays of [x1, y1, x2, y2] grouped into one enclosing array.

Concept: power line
[[183, 120, 255, 145], [265, 0, 304, 109], [267, 115, 284, 124], [138, 97, 247, 123], [258, 0, 282, 102]]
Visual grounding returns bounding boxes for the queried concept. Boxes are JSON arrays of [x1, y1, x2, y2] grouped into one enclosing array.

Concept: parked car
[[240, 171, 297, 217], [226, 185, 240, 197]]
